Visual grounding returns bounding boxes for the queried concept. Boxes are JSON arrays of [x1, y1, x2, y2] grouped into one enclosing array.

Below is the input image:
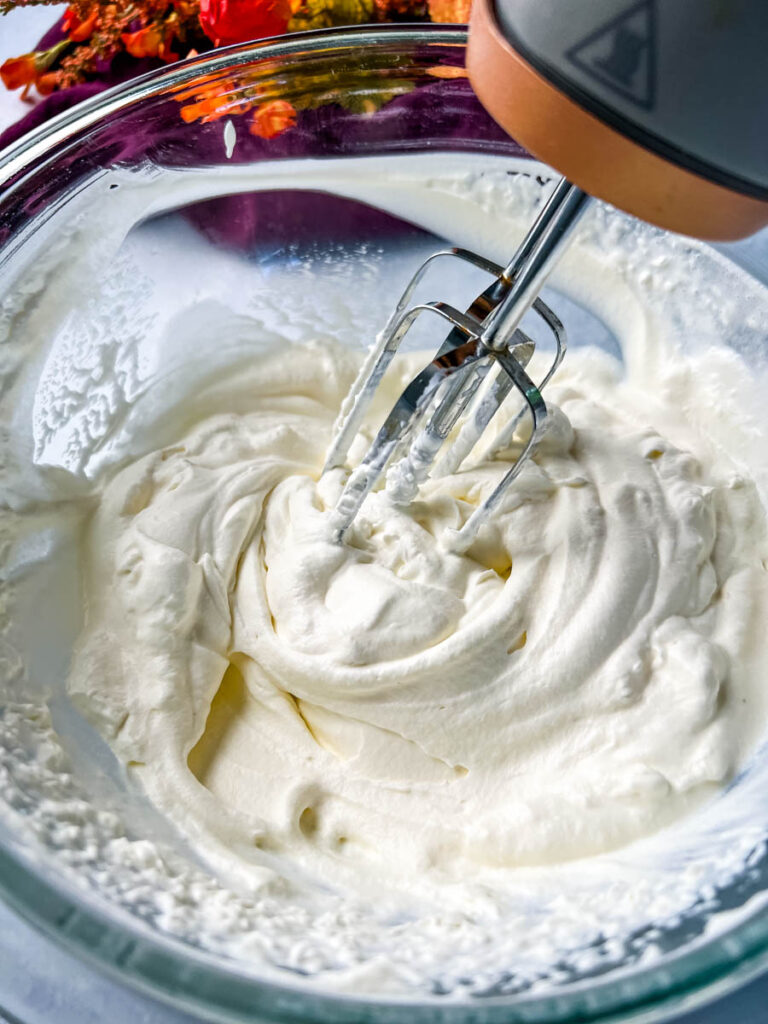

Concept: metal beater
[[324, 178, 591, 549], [325, 0, 768, 546]]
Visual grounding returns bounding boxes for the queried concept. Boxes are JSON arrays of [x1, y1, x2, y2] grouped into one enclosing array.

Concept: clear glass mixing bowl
[[2, 24, 768, 1024]]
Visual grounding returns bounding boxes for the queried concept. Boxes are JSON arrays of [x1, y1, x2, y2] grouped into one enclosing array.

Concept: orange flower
[[122, 25, 165, 58], [178, 82, 250, 123], [427, 0, 471, 21], [249, 100, 296, 139], [1, 40, 69, 95], [122, 24, 178, 63], [174, 80, 224, 102], [62, 6, 99, 42], [36, 72, 61, 96], [426, 64, 469, 79], [181, 94, 247, 122], [0, 54, 38, 91]]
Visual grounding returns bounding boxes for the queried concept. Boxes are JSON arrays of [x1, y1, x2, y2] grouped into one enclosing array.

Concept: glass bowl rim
[[1, 22, 768, 1023], [0, 23, 463, 193]]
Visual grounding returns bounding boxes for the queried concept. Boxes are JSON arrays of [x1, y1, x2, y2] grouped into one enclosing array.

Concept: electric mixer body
[[468, 0, 768, 241], [326, 0, 768, 543]]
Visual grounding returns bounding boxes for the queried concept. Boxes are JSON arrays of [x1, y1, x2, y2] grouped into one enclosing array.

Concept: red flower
[[121, 25, 179, 63], [62, 6, 99, 42], [199, 0, 292, 46], [249, 99, 296, 139], [0, 54, 38, 91]]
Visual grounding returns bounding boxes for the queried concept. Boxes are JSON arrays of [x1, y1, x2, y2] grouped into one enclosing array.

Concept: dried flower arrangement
[[0, 0, 471, 97]]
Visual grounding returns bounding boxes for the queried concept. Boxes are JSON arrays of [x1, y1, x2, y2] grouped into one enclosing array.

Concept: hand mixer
[[327, 0, 768, 549]]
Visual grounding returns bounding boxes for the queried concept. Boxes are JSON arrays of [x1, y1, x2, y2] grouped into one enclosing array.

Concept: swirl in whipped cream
[[69, 333, 768, 887]]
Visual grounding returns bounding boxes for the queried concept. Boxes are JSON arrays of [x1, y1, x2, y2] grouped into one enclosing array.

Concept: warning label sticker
[[565, 0, 656, 110]]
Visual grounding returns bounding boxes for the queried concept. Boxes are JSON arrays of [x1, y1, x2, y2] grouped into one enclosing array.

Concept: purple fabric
[[0, 21, 530, 251], [38, 18, 72, 46], [1, 81, 106, 150], [186, 189, 435, 250]]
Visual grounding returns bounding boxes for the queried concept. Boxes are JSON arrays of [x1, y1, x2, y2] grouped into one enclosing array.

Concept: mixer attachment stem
[[324, 178, 592, 547]]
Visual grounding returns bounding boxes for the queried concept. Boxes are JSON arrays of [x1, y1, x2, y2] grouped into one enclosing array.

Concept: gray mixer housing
[[493, 0, 768, 197]]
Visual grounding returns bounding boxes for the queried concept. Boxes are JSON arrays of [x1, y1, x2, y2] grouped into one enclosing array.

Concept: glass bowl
[[2, 23, 768, 1024]]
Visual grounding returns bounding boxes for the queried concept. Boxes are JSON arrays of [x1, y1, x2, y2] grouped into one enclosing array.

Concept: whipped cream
[[4, 154, 768, 996], [68, 323, 768, 888]]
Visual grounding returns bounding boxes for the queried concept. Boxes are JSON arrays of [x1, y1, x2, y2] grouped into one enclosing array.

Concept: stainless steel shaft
[[482, 180, 590, 351], [325, 177, 592, 545]]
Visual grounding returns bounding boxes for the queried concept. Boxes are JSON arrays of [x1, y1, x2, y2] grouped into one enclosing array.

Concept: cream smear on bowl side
[[2, 154, 768, 997]]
